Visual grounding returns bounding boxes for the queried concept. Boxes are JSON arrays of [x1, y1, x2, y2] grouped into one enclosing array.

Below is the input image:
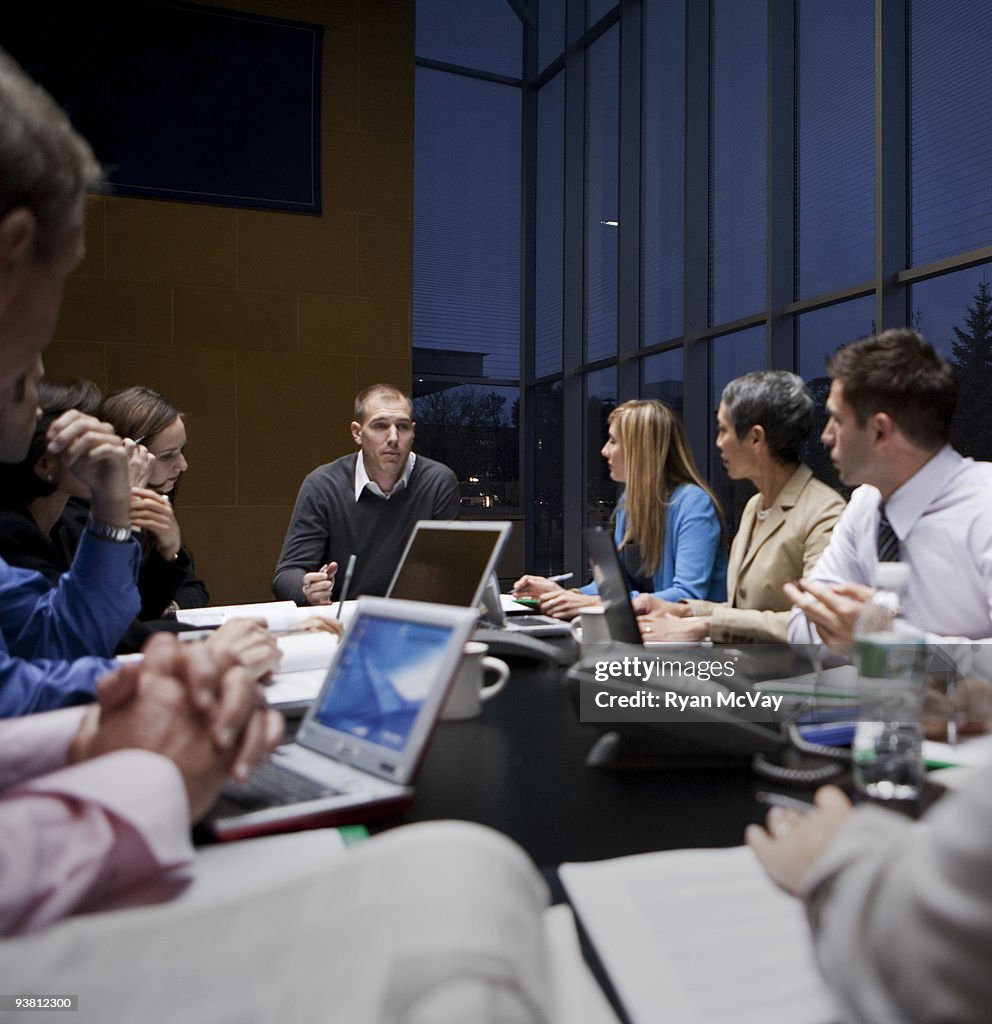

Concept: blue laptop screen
[[311, 615, 454, 752]]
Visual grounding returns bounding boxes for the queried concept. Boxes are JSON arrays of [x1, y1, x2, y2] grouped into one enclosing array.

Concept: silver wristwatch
[[86, 516, 133, 544]]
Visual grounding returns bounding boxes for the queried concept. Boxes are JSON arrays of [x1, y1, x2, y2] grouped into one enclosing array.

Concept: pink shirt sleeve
[[0, 707, 86, 787], [0, 734, 194, 935]]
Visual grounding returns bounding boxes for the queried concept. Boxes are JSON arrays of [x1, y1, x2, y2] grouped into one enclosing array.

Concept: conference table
[[388, 652, 781, 867]]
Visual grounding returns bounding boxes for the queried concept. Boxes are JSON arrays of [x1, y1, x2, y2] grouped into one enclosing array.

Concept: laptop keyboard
[[223, 761, 341, 810]]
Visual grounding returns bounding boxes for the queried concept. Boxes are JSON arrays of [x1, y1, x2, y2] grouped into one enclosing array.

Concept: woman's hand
[[511, 574, 564, 599], [631, 594, 691, 617], [124, 439, 154, 488], [639, 612, 710, 641], [539, 590, 600, 621], [130, 486, 182, 561]]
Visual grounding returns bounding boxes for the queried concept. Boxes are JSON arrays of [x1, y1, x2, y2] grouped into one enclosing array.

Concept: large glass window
[[587, 0, 616, 29], [711, 0, 767, 325], [533, 380, 564, 572], [414, 69, 520, 381], [912, 264, 992, 461], [797, 297, 875, 490], [413, 12, 523, 524], [538, 0, 565, 73], [585, 368, 617, 531], [641, 349, 683, 419], [416, 0, 521, 78], [710, 327, 766, 528], [413, 383, 520, 511], [642, 0, 685, 345], [535, 72, 565, 379], [798, 0, 875, 297], [584, 24, 620, 363], [797, 297, 876, 385], [910, 0, 992, 266]]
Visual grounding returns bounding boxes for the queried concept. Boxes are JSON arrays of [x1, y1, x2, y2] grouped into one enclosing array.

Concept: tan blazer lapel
[[734, 466, 812, 580]]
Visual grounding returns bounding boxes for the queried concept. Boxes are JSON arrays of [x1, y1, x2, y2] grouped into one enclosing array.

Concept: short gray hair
[[0, 49, 99, 260], [720, 371, 813, 465]]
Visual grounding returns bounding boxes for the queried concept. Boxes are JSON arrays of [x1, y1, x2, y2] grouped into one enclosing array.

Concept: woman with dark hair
[[0, 379, 108, 580], [637, 371, 845, 643], [99, 386, 208, 619], [514, 399, 728, 619]]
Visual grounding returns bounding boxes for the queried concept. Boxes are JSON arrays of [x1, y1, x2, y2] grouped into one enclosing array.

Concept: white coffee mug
[[441, 642, 511, 721], [570, 605, 611, 646]]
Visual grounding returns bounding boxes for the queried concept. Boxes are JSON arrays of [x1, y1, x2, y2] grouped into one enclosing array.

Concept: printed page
[[560, 845, 839, 1024]]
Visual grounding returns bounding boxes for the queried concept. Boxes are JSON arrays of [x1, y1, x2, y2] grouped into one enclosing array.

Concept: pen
[[548, 572, 574, 585], [755, 791, 815, 813], [335, 554, 357, 618]]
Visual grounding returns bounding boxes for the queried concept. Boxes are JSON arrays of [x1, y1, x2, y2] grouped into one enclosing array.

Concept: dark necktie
[[877, 505, 899, 562]]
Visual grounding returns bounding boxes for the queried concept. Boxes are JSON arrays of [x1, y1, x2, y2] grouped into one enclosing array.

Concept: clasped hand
[[70, 625, 284, 822]]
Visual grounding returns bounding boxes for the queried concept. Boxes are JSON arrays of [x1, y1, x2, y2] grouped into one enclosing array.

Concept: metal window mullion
[[683, 0, 712, 467], [521, 13, 539, 570], [617, 0, 642, 400], [876, 0, 909, 330], [767, 0, 797, 370], [562, 0, 587, 578]]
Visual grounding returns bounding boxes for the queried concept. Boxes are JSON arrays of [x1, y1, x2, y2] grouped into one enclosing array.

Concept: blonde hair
[[609, 400, 725, 576]]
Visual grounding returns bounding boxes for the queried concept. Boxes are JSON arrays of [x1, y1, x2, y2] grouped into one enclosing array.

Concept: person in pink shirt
[[0, 48, 282, 935]]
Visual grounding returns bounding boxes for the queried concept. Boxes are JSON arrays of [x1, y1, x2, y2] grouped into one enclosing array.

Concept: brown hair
[[100, 386, 181, 445], [827, 328, 957, 449], [609, 399, 725, 576], [0, 377, 102, 504], [354, 384, 413, 424]]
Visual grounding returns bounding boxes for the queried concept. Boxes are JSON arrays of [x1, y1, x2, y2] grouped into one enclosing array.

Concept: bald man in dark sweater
[[272, 385, 459, 605]]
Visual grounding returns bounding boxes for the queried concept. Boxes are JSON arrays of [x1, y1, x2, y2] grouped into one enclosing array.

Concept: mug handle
[[479, 657, 510, 701]]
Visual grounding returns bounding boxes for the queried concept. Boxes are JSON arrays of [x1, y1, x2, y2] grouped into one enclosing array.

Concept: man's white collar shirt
[[354, 450, 416, 501], [789, 445, 992, 651]]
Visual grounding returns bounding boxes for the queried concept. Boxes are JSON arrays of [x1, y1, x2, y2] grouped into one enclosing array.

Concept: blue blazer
[[581, 484, 728, 602]]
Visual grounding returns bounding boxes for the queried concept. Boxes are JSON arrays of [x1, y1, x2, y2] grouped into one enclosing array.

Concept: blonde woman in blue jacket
[[515, 399, 728, 620]]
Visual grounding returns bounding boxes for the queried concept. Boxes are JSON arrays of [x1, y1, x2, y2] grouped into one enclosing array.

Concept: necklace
[[755, 502, 771, 521]]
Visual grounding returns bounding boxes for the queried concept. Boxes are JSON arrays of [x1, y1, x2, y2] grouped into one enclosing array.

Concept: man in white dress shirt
[[786, 328, 992, 653]]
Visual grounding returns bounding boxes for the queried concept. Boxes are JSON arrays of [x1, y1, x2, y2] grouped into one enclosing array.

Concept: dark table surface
[[390, 660, 780, 866]]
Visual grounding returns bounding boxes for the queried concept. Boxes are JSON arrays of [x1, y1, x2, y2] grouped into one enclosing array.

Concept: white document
[[265, 631, 340, 708], [560, 845, 839, 1024], [176, 600, 355, 631], [176, 600, 301, 630]]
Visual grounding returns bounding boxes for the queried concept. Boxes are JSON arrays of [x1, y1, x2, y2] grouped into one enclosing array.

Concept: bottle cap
[[873, 561, 910, 591]]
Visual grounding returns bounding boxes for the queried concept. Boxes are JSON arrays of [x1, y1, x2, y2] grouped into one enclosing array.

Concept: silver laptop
[[386, 520, 512, 608], [478, 574, 571, 637], [583, 527, 645, 645], [208, 597, 478, 840]]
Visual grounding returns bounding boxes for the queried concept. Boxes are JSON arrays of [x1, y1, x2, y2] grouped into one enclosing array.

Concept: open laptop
[[478, 573, 571, 637], [583, 527, 646, 645], [208, 597, 478, 841], [386, 520, 512, 608]]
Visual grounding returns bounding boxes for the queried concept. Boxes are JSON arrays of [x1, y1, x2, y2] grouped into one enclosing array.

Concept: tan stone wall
[[45, 0, 415, 604]]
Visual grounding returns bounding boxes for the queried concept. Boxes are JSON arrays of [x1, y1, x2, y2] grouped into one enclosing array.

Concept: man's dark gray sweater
[[272, 453, 460, 604]]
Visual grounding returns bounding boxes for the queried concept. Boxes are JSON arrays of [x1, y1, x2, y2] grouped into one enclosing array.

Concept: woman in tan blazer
[[637, 371, 845, 643]]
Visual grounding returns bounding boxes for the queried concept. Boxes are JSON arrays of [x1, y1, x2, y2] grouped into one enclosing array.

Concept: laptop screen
[[584, 527, 643, 645], [311, 614, 455, 752], [387, 522, 510, 607]]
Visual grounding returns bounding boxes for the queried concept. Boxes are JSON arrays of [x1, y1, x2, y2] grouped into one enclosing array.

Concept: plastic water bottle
[[852, 562, 926, 801]]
